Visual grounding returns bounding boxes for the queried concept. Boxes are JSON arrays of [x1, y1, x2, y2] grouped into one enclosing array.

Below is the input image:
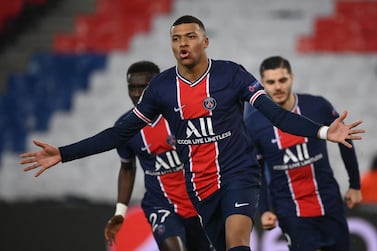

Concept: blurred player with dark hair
[[244, 55, 362, 251], [104, 61, 214, 251], [21, 16, 364, 251]]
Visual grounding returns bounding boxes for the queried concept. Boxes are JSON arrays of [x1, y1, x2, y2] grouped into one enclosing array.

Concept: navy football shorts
[[143, 207, 213, 250], [278, 213, 350, 251], [194, 175, 260, 251]]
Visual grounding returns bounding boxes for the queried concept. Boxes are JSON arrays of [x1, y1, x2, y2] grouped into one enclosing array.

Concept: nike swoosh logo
[[271, 136, 282, 144], [141, 144, 151, 151], [174, 105, 185, 112], [235, 202, 250, 208]]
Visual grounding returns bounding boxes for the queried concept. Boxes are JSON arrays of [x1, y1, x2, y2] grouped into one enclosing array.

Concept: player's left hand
[[104, 215, 124, 246], [344, 188, 362, 209], [327, 110, 365, 148]]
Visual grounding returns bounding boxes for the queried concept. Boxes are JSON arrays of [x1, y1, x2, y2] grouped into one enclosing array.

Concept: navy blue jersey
[[244, 94, 360, 217], [134, 59, 264, 201], [116, 113, 198, 219]]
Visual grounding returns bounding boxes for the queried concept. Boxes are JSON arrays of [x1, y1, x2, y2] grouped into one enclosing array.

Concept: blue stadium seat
[[1, 52, 107, 156]]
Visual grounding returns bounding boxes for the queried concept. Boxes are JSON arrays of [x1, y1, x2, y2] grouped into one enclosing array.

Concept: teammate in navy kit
[[103, 61, 214, 251], [20, 16, 364, 251], [244, 56, 362, 251]]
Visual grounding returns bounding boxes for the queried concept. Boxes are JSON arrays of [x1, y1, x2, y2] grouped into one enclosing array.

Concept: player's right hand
[[261, 211, 277, 230], [20, 139, 62, 177], [104, 215, 124, 245]]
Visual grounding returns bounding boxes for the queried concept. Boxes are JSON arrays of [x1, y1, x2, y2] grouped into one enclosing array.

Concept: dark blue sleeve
[[319, 97, 361, 189], [339, 141, 361, 189], [253, 95, 321, 137], [258, 160, 273, 214], [59, 111, 147, 162]]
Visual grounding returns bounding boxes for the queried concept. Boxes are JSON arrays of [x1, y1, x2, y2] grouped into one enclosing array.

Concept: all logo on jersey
[[155, 150, 182, 171], [273, 143, 323, 170], [203, 97, 216, 111], [186, 117, 215, 138], [177, 117, 231, 145], [145, 150, 184, 176]]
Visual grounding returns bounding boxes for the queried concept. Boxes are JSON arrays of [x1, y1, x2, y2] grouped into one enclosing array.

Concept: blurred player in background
[[244, 56, 362, 251], [360, 153, 377, 203], [20, 16, 364, 251], [104, 61, 214, 251]]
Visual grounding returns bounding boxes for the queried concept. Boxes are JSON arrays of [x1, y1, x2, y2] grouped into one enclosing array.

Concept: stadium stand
[[0, 0, 173, 159], [297, 0, 377, 52], [0, 0, 97, 93]]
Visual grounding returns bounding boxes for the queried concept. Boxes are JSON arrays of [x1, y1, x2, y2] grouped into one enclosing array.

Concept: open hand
[[327, 111, 365, 148], [19, 139, 62, 177]]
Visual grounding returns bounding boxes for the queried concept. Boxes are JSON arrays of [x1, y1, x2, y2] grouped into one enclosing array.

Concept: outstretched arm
[[20, 112, 147, 177], [253, 95, 365, 148]]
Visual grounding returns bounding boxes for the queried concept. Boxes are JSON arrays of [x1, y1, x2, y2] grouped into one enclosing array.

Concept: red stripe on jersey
[[177, 76, 220, 201], [275, 127, 306, 149], [133, 108, 152, 123], [249, 90, 266, 105], [286, 166, 323, 217], [159, 171, 198, 218], [141, 116, 197, 218], [141, 116, 173, 154], [178, 76, 210, 118], [190, 144, 219, 200], [275, 107, 324, 217]]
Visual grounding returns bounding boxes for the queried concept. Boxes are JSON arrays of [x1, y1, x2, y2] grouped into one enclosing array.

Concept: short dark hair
[[172, 15, 206, 32], [259, 56, 292, 77], [127, 61, 160, 82]]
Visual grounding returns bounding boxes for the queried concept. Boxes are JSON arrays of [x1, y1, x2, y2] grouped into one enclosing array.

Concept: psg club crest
[[166, 135, 176, 146], [156, 224, 166, 235], [203, 97, 217, 111]]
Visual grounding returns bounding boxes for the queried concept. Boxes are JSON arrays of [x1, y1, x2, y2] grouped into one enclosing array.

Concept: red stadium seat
[[0, 0, 23, 30], [55, 0, 173, 53], [23, 0, 47, 5], [53, 33, 88, 53], [53, 33, 75, 53], [71, 13, 152, 52], [297, 0, 377, 53], [336, 1, 377, 18], [296, 36, 315, 53], [96, 0, 172, 16]]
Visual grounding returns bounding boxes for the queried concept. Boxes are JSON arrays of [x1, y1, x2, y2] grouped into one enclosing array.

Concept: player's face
[[261, 68, 294, 108], [170, 23, 208, 69], [127, 72, 151, 105]]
